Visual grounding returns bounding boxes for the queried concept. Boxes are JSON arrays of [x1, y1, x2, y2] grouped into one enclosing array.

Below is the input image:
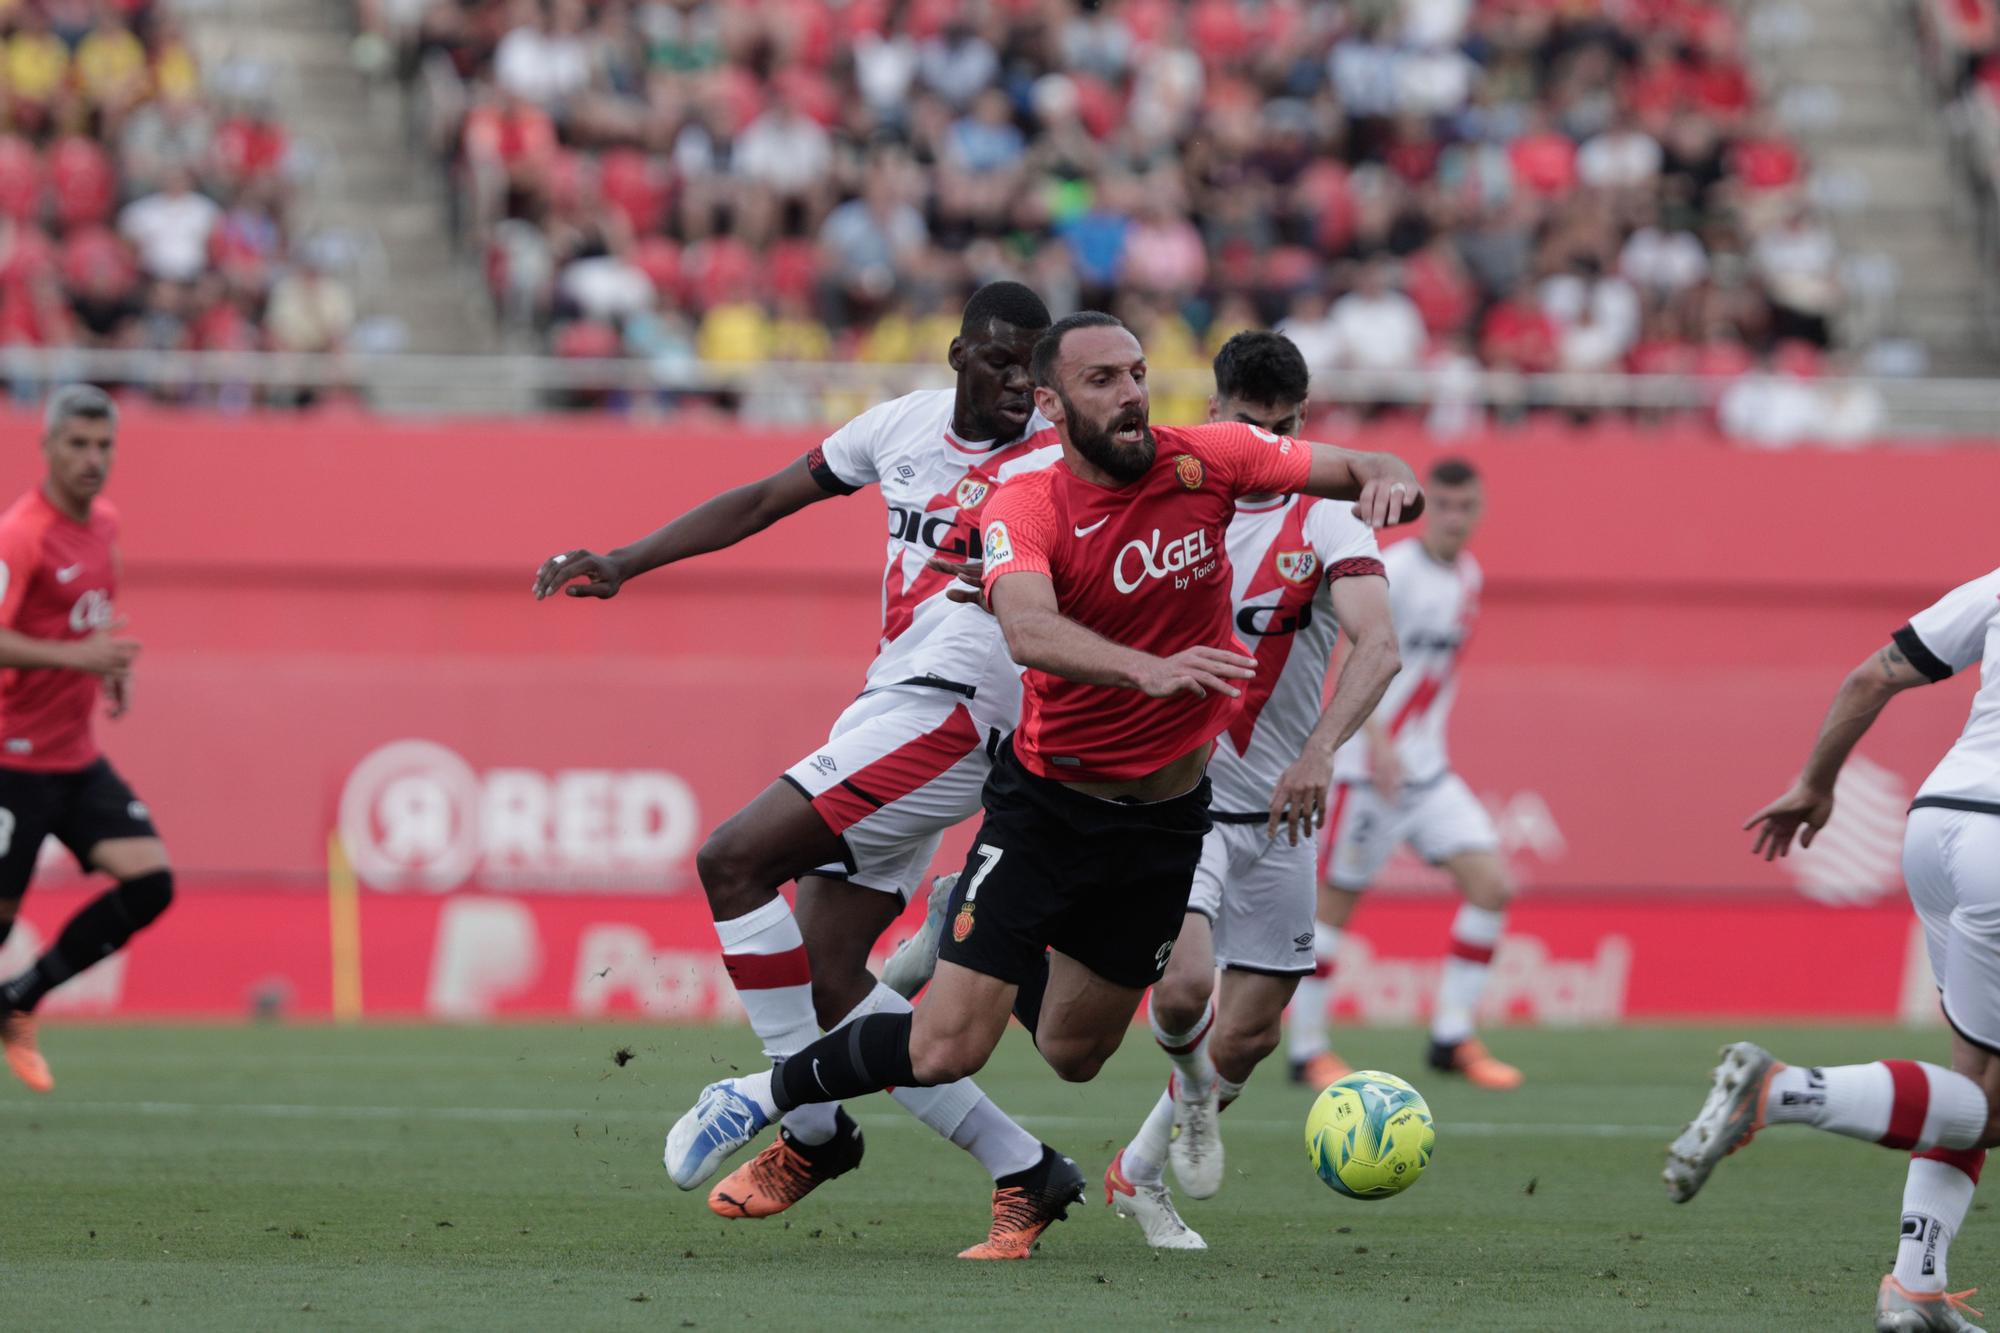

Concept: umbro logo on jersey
[[895, 464, 916, 481], [1293, 932, 1314, 950], [811, 754, 837, 776], [54, 563, 83, 583], [1073, 516, 1109, 537]]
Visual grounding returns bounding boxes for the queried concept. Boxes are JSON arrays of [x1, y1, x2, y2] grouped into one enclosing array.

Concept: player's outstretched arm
[[533, 456, 839, 600], [1745, 641, 1933, 859], [1301, 444, 1425, 528], [989, 572, 1257, 698], [0, 625, 138, 675], [1268, 574, 1401, 844]]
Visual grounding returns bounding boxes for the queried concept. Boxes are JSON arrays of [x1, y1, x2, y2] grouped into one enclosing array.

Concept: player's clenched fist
[[533, 549, 625, 600], [1135, 645, 1258, 700]]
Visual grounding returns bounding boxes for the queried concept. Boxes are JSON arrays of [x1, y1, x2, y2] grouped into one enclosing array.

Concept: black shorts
[[936, 736, 1212, 991], [0, 758, 158, 900]]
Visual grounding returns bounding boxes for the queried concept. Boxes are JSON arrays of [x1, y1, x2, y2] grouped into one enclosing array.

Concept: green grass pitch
[[2, 1022, 1979, 1330]]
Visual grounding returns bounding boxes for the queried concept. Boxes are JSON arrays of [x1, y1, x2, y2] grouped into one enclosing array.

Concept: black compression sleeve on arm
[[1893, 624, 1955, 683], [771, 1012, 918, 1112]]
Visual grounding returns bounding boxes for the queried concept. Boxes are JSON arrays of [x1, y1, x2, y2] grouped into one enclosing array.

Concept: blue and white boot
[[665, 1078, 772, 1189]]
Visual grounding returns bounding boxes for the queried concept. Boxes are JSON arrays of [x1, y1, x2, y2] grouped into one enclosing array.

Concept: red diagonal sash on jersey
[[878, 431, 1054, 646], [1227, 501, 1320, 751]]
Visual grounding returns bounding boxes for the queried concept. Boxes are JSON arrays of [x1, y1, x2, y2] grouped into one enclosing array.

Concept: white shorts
[[1904, 803, 2000, 1050], [1320, 772, 1500, 891], [1186, 818, 1318, 975], [782, 684, 1000, 900]]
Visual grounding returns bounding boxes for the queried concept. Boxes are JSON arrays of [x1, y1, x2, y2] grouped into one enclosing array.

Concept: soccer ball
[[1305, 1070, 1435, 1200]]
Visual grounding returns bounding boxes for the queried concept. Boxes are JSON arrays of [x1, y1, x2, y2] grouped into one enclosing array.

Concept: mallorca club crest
[[1275, 549, 1319, 585], [953, 902, 976, 943], [954, 476, 991, 509], [1174, 454, 1205, 491]]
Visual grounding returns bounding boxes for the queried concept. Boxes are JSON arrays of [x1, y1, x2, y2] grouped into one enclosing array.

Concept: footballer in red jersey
[[664, 313, 1423, 1219], [0, 386, 167, 1094]]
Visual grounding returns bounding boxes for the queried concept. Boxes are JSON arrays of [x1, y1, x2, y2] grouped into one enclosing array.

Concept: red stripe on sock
[[1915, 1145, 1987, 1185], [1881, 1060, 1930, 1151], [1158, 1005, 1214, 1056], [723, 946, 811, 990], [1447, 937, 1496, 965]]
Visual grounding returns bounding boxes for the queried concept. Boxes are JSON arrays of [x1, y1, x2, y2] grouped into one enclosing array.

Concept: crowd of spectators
[[366, 0, 1852, 423], [0, 0, 354, 402]]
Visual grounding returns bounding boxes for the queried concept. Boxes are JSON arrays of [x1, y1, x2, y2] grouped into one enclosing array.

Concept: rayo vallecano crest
[[1275, 549, 1318, 585]]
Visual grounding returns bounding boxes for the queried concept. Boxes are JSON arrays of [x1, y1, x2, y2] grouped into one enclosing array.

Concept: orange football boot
[[1, 1010, 52, 1093], [1429, 1036, 1523, 1091], [707, 1108, 863, 1218], [1291, 1049, 1353, 1090], [958, 1147, 1084, 1259]]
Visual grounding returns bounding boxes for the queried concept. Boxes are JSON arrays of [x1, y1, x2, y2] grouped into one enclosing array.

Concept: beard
[[1061, 391, 1156, 484]]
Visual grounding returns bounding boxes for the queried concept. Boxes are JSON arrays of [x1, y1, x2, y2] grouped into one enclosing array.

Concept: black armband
[[804, 446, 860, 496], [1892, 624, 1954, 683]]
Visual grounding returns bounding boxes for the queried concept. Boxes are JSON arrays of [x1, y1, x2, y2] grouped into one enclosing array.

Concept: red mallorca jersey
[[0, 488, 119, 771], [980, 422, 1315, 781]]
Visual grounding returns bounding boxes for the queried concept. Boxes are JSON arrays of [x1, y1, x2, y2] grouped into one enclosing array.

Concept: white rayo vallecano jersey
[[1902, 567, 2000, 808], [1206, 495, 1385, 813], [1334, 539, 1481, 787], [809, 389, 1060, 704]]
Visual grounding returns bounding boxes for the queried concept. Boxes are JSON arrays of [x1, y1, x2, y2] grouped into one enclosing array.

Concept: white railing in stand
[[0, 346, 1992, 438]]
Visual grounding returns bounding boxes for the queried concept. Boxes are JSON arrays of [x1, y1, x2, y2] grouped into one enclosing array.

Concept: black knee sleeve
[[772, 1012, 917, 1111], [116, 869, 173, 930]]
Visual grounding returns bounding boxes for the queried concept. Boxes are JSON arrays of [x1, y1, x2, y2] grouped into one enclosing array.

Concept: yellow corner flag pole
[[326, 832, 363, 1024]]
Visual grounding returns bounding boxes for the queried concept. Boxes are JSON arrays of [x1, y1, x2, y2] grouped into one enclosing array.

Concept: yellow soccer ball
[[1305, 1070, 1436, 1200]]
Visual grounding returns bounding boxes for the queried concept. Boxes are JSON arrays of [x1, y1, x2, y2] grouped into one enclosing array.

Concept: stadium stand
[[0, 0, 358, 405], [369, 0, 1859, 420]]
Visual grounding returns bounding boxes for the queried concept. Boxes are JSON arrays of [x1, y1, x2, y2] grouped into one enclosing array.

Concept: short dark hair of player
[[1429, 457, 1479, 487], [1212, 331, 1309, 407], [1031, 311, 1125, 387], [961, 281, 1051, 338], [44, 383, 117, 437]]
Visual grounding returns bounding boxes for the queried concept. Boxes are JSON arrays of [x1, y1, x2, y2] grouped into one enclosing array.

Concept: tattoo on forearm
[[1878, 644, 1908, 680]]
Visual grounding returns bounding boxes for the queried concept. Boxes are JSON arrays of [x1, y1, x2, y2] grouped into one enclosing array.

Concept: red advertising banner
[[0, 884, 1941, 1025], [0, 407, 1988, 1017]]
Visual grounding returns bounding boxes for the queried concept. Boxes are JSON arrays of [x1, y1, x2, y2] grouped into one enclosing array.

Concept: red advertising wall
[[0, 406, 1992, 1021]]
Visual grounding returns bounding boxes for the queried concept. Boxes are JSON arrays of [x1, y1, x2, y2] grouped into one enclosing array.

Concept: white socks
[[1151, 993, 1216, 1096], [1763, 1061, 1988, 1151], [1895, 1150, 1983, 1292], [1431, 904, 1504, 1047], [843, 982, 1042, 1181], [715, 898, 831, 1139], [1287, 923, 1340, 1062], [768, 978, 1041, 1180], [1123, 1088, 1176, 1184]]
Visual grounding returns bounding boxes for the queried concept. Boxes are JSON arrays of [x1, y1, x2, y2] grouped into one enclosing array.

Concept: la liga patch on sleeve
[[984, 520, 1013, 566]]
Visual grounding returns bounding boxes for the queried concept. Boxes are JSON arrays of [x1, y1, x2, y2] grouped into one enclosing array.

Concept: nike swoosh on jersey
[[55, 564, 83, 583], [1073, 517, 1110, 537]]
